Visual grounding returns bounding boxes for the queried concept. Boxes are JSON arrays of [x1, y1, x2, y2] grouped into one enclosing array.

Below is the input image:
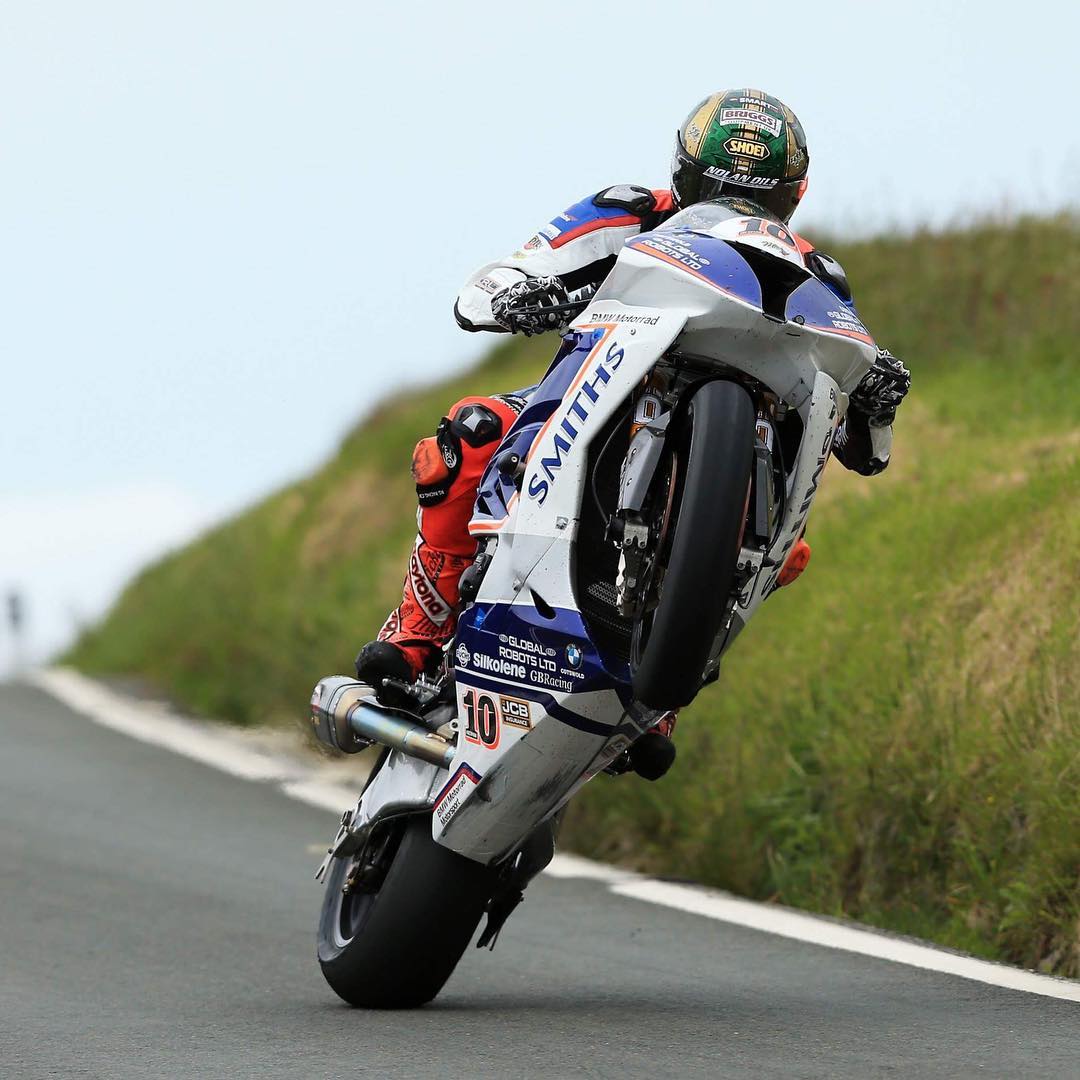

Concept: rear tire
[[317, 815, 495, 1008], [631, 379, 755, 709]]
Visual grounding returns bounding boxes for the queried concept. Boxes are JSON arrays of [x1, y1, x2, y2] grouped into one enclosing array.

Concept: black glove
[[849, 348, 911, 427], [491, 276, 569, 336]]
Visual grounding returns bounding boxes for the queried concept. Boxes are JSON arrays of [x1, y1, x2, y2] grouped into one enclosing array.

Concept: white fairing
[[704, 215, 808, 268], [361, 227, 877, 866], [594, 241, 875, 409], [350, 751, 445, 833], [435, 304, 686, 862]]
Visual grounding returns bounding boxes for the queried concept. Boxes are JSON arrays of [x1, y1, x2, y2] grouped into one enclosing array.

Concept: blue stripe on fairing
[[456, 671, 615, 738], [628, 229, 763, 306], [785, 276, 875, 344], [472, 332, 600, 522], [434, 761, 483, 805], [628, 227, 876, 344], [456, 600, 633, 705]]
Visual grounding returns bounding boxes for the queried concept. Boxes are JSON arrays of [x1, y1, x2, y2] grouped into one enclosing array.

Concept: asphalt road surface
[[2, 682, 1077, 1079]]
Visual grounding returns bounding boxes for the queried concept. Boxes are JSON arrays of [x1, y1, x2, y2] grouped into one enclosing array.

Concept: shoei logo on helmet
[[725, 137, 770, 160]]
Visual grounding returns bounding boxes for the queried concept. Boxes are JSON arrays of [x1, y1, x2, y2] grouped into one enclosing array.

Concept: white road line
[[614, 879, 1080, 1003], [30, 668, 296, 782], [280, 779, 359, 814], [27, 667, 1080, 1005]]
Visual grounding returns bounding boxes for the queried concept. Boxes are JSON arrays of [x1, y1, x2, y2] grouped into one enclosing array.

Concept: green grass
[[69, 217, 1080, 975]]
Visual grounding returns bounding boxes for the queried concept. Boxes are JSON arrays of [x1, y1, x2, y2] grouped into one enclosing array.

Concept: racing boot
[[356, 394, 522, 703], [355, 532, 472, 705], [354, 640, 419, 708]]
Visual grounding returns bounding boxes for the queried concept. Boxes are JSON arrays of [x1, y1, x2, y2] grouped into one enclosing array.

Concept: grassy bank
[[70, 217, 1080, 975]]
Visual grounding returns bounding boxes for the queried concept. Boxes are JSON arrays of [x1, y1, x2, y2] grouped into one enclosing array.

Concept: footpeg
[[476, 890, 524, 950], [315, 808, 355, 882]]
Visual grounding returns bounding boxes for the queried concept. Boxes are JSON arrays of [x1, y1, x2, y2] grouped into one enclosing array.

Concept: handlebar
[[868, 360, 908, 383], [503, 298, 592, 320]]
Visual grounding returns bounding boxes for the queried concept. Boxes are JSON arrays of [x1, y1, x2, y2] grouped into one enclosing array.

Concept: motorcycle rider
[[355, 89, 911, 730]]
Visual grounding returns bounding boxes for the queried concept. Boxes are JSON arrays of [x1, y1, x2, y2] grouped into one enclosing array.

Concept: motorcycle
[[309, 197, 889, 1007]]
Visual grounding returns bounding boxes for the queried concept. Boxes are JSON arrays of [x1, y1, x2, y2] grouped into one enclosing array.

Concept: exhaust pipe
[[309, 675, 455, 769], [347, 699, 456, 769]]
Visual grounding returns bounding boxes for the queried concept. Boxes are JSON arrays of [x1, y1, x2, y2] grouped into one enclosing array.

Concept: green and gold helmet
[[671, 89, 809, 222]]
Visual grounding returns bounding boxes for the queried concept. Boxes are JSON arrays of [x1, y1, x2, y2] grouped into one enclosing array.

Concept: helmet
[[671, 89, 809, 223]]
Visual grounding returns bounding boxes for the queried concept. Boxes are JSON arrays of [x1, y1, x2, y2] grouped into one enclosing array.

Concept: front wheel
[[317, 815, 495, 1008], [631, 379, 756, 709]]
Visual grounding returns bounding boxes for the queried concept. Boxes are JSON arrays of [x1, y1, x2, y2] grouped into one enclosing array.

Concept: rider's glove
[[849, 349, 911, 427], [491, 276, 569, 336]]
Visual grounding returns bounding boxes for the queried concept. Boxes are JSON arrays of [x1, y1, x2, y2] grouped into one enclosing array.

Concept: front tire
[[318, 815, 495, 1008], [631, 379, 755, 709]]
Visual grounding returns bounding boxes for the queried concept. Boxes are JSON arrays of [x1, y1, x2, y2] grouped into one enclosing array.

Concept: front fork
[[756, 372, 841, 602], [608, 370, 843, 674]]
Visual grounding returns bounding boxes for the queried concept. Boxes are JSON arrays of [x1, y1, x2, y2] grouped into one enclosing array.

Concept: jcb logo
[[499, 696, 532, 729], [725, 137, 770, 160]]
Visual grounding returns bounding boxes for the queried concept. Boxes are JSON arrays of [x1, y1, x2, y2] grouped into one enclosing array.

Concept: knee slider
[[414, 417, 464, 507], [412, 436, 450, 487], [449, 400, 504, 448]]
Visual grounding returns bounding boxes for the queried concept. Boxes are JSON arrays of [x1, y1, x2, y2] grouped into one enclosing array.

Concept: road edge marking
[[611, 878, 1080, 1002], [27, 666, 1080, 1005], [26, 667, 358, 805]]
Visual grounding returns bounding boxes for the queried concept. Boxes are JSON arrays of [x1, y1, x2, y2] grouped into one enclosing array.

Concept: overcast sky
[[2, 0, 1077, 672]]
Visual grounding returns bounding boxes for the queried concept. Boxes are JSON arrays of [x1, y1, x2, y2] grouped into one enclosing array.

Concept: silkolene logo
[[527, 339, 624, 505]]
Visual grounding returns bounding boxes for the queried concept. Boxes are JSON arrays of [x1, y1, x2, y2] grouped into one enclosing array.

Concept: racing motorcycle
[[309, 197, 892, 1008]]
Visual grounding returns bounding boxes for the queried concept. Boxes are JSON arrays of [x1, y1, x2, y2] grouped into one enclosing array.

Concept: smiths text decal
[[527, 339, 625, 504]]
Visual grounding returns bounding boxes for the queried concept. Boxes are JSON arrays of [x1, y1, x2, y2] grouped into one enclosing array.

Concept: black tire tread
[[632, 380, 756, 709], [318, 815, 495, 1008]]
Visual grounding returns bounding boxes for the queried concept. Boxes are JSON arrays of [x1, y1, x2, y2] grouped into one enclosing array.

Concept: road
[[2, 681, 1077, 1079]]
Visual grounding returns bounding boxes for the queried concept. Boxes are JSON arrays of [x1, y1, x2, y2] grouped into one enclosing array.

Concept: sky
[[2, 0, 1077, 672]]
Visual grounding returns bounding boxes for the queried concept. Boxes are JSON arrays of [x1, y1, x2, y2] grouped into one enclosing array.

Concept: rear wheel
[[631, 379, 755, 709], [318, 814, 495, 1008]]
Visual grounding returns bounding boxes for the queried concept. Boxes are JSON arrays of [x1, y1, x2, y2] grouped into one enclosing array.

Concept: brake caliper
[[614, 517, 651, 616]]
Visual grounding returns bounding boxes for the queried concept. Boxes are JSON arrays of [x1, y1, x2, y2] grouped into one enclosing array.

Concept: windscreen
[[658, 197, 786, 235], [655, 197, 805, 270]]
